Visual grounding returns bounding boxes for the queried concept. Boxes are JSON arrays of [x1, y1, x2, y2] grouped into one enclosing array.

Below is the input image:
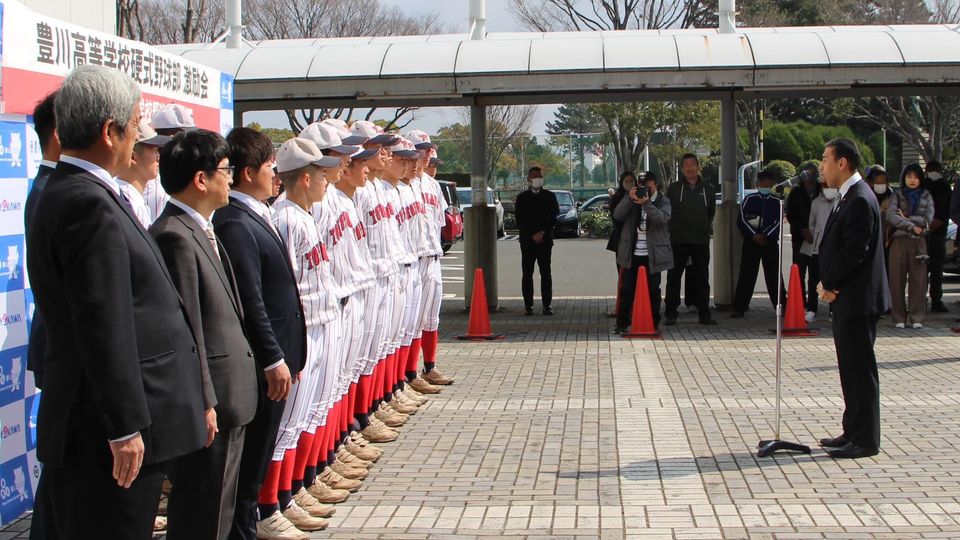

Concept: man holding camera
[[612, 172, 672, 333]]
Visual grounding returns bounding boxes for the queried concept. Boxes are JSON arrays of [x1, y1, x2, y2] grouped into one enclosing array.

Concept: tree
[[546, 104, 603, 187], [509, 0, 717, 31], [453, 106, 539, 185], [853, 96, 960, 163]]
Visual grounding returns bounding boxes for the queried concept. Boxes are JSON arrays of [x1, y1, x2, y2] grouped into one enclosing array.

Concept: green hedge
[[582, 211, 613, 239]]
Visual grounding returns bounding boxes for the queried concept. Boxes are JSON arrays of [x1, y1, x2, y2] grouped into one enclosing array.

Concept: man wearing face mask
[[731, 171, 785, 318], [515, 167, 559, 315], [924, 161, 951, 313]]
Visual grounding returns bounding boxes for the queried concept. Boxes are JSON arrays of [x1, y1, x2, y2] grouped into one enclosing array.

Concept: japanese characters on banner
[[0, 0, 236, 525]]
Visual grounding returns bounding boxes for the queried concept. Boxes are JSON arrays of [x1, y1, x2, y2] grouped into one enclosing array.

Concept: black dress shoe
[[664, 316, 677, 326], [730, 311, 745, 318], [819, 435, 848, 448], [542, 306, 554, 316], [613, 326, 626, 334], [827, 442, 879, 459], [931, 302, 949, 313], [699, 318, 718, 326], [524, 307, 534, 316]]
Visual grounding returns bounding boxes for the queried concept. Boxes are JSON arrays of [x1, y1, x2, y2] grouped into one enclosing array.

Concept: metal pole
[[719, 0, 737, 34], [774, 197, 785, 440], [882, 128, 887, 170], [225, 0, 243, 49], [469, 0, 487, 41]]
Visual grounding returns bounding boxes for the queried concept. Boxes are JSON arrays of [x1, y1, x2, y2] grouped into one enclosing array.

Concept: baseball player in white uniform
[[115, 119, 170, 229], [145, 104, 196, 221], [406, 130, 455, 387]]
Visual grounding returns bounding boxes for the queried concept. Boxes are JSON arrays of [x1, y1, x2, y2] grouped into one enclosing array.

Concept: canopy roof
[[160, 25, 960, 111]]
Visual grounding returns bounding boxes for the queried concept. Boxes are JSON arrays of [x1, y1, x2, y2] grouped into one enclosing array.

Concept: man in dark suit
[[25, 90, 59, 390], [214, 127, 307, 540], [151, 130, 259, 540], [27, 65, 208, 539], [515, 166, 559, 315], [817, 138, 891, 459]]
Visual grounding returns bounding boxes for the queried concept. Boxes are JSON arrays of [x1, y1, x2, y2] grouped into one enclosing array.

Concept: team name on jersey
[[396, 201, 426, 225], [368, 204, 391, 225], [422, 192, 441, 208], [305, 242, 329, 270], [329, 211, 368, 244]]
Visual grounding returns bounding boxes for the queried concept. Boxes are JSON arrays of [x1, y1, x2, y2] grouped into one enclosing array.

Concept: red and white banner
[[0, 0, 233, 133]]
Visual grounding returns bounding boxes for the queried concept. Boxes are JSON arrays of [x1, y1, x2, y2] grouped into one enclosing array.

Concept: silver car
[[456, 187, 505, 237]]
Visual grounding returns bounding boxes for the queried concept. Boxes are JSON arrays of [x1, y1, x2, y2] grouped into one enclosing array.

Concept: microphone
[[775, 174, 801, 189]]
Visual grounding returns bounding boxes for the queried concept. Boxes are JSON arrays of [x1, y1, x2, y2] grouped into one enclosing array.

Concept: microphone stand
[[757, 194, 812, 458]]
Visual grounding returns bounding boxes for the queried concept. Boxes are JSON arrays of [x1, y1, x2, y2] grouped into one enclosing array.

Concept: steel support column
[[464, 104, 498, 309]]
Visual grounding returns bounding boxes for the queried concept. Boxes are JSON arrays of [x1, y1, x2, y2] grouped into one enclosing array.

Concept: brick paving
[[5, 297, 960, 539]]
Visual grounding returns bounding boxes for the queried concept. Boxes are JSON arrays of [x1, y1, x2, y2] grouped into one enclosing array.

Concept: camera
[[635, 185, 649, 199]]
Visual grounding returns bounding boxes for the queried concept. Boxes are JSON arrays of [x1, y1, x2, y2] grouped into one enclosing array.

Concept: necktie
[[205, 227, 221, 261]]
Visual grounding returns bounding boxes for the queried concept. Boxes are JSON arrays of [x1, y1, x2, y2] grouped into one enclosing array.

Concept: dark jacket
[[738, 192, 782, 241], [515, 188, 559, 246], [25, 163, 54, 389], [613, 192, 674, 274], [151, 204, 259, 429], [26, 162, 207, 467], [925, 177, 952, 237], [819, 178, 892, 318], [666, 177, 716, 245], [786, 185, 814, 240], [213, 198, 307, 376]]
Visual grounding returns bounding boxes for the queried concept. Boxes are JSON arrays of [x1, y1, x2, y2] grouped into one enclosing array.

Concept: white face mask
[[928, 172, 942, 181], [822, 188, 839, 200], [873, 184, 888, 195], [530, 177, 544, 189]]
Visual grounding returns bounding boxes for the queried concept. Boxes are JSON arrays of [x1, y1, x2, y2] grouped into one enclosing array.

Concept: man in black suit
[[27, 65, 208, 539], [214, 127, 307, 540], [25, 90, 59, 390], [515, 166, 559, 315], [817, 138, 891, 459], [151, 130, 259, 540]]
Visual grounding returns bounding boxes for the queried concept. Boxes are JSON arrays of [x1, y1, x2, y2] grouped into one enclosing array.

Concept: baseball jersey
[[314, 188, 376, 299], [377, 179, 417, 266], [396, 181, 430, 259], [272, 198, 340, 326], [417, 172, 446, 257], [143, 177, 170, 223], [116, 180, 152, 228], [353, 181, 400, 278]]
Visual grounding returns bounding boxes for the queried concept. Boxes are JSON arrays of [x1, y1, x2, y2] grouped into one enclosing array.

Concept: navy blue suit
[[24, 163, 55, 389], [213, 197, 305, 540], [820, 178, 891, 450]]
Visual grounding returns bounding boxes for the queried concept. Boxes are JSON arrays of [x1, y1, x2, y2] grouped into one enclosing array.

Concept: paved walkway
[[5, 297, 960, 539]]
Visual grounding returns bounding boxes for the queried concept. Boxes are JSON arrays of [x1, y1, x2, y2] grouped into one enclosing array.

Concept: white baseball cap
[[321, 118, 367, 145], [404, 129, 437, 150], [136, 118, 171, 147], [299, 122, 359, 155], [151, 104, 196, 130], [351, 120, 400, 147], [275, 137, 341, 173], [388, 136, 419, 159]]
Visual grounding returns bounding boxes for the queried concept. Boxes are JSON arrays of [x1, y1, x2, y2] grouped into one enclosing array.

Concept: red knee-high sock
[[422, 330, 439, 370], [258, 459, 283, 506], [293, 432, 315, 482], [396, 347, 409, 385], [372, 363, 384, 404], [277, 448, 296, 508], [309, 425, 327, 467], [406, 337, 422, 376]]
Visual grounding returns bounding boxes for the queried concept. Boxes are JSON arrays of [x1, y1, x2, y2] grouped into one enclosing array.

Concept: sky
[[243, 0, 562, 136]]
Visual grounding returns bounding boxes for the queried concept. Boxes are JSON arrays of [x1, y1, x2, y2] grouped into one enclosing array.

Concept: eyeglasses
[[217, 166, 235, 175]]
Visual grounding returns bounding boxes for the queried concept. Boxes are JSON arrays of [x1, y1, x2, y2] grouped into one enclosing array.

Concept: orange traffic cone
[[781, 263, 818, 337], [623, 266, 660, 339], [456, 268, 505, 341]]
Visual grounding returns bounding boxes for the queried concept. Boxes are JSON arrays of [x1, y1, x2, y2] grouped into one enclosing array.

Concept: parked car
[[576, 193, 611, 223], [553, 190, 578, 238], [456, 187, 505, 237], [437, 180, 463, 253]]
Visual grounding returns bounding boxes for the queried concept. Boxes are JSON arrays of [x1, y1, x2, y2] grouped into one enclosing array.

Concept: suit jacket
[[25, 163, 55, 389], [515, 188, 559, 246], [212, 198, 306, 375], [819, 178, 892, 318], [150, 203, 258, 429], [26, 162, 207, 467]]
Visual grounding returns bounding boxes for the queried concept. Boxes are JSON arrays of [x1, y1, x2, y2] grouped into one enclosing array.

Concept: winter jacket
[[808, 194, 835, 255], [613, 192, 674, 274], [738, 192, 782, 241], [886, 188, 934, 239], [666, 177, 716, 245]]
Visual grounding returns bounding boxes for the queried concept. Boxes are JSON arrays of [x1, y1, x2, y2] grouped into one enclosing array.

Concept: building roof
[[160, 25, 960, 111]]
